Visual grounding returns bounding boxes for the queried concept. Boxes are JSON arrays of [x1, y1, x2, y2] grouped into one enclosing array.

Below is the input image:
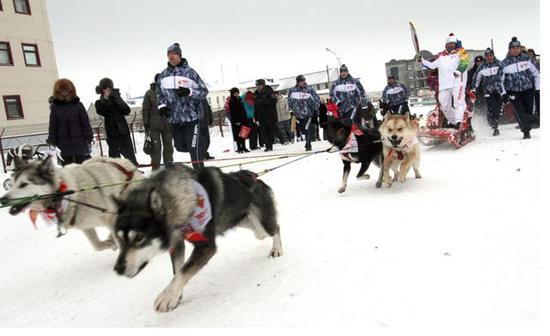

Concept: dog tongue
[[397, 151, 404, 160]]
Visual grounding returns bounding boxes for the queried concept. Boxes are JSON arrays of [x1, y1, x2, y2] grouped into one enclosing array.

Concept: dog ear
[[149, 189, 163, 213], [38, 156, 55, 176]]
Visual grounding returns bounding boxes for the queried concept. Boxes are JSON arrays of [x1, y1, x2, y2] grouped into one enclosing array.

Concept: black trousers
[[106, 134, 138, 166], [260, 120, 278, 150], [508, 91, 533, 134], [61, 154, 91, 166], [485, 92, 503, 129], [149, 124, 174, 169], [171, 120, 206, 169], [297, 117, 315, 150], [247, 118, 259, 149]]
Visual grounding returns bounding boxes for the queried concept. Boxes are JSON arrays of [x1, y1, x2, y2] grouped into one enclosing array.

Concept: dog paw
[[154, 286, 182, 313], [375, 181, 382, 188], [399, 175, 406, 183], [270, 247, 283, 258], [357, 174, 370, 180], [338, 186, 346, 193], [415, 173, 422, 179]]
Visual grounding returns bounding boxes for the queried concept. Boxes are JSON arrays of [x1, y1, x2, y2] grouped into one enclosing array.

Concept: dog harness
[[387, 137, 419, 161], [174, 180, 212, 244], [28, 181, 71, 237], [339, 125, 364, 154]]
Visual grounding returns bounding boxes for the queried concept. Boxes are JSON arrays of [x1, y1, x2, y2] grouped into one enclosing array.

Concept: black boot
[[523, 131, 531, 139], [492, 128, 500, 136]]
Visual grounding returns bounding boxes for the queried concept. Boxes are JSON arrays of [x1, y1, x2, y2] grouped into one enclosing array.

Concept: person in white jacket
[[418, 33, 471, 128]]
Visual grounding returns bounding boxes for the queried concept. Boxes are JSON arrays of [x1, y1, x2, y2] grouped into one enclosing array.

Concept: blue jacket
[[156, 58, 209, 124], [287, 85, 320, 119], [473, 60, 504, 94], [382, 82, 410, 106], [329, 75, 367, 117], [501, 53, 540, 93]]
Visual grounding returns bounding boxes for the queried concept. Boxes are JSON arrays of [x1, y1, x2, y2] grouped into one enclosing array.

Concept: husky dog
[[0, 156, 143, 250], [325, 119, 384, 193], [112, 165, 283, 313], [379, 112, 422, 187]]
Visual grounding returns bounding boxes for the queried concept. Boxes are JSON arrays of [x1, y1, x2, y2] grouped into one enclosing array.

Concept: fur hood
[[52, 79, 78, 103]]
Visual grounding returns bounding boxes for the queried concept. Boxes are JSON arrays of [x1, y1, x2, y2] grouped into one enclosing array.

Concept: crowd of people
[[45, 36, 541, 170]]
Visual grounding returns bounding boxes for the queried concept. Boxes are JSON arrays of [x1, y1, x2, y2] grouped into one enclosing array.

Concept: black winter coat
[[48, 97, 93, 156], [95, 93, 131, 137], [254, 85, 278, 125]]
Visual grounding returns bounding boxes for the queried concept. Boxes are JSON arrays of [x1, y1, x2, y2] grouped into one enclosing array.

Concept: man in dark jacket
[[142, 74, 174, 170], [48, 78, 93, 165], [287, 75, 321, 151], [95, 77, 138, 166], [228, 87, 250, 153], [501, 37, 540, 139], [156, 43, 209, 169], [381, 75, 411, 115], [329, 64, 368, 125], [254, 79, 278, 152]]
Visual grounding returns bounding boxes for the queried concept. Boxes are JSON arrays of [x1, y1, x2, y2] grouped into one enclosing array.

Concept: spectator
[[142, 73, 174, 170], [95, 77, 138, 166], [228, 87, 250, 153], [201, 99, 215, 160], [274, 91, 291, 145], [242, 89, 260, 150], [254, 79, 278, 152], [288, 75, 321, 151], [48, 79, 93, 165]]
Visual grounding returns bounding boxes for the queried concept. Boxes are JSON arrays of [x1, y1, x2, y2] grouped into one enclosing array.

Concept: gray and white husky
[[0, 156, 144, 250], [112, 165, 283, 312]]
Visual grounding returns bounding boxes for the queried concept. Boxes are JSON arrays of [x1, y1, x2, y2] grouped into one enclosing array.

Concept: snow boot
[[492, 128, 500, 136]]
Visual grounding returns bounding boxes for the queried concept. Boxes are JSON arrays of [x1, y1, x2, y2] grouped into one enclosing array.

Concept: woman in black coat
[[48, 79, 93, 165], [228, 87, 250, 153]]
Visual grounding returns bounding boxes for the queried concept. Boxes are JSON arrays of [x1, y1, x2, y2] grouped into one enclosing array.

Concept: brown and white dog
[[379, 113, 422, 187]]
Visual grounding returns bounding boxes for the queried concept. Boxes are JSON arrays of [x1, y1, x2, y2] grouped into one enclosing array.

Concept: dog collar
[[340, 125, 364, 154], [387, 137, 419, 161], [28, 181, 70, 233]]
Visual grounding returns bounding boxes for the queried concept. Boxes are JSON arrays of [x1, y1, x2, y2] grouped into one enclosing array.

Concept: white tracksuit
[[422, 53, 469, 125]]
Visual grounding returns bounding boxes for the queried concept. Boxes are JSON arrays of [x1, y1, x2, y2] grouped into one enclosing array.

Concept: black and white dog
[[325, 118, 384, 193], [112, 165, 283, 312]]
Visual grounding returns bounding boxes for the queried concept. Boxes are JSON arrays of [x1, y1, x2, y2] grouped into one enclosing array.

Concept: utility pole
[[491, 38, 494, 52], [220, 64, 225, 83], [326, 65, 330, 92]]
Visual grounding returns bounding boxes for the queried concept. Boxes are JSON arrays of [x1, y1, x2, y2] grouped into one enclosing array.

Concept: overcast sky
[[46, 0, 540, 107]]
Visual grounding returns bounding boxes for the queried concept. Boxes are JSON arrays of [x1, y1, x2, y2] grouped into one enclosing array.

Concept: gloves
[[159, 106, 171, 118], [177, 87, 191, 97], [501, 93, 510, 104]]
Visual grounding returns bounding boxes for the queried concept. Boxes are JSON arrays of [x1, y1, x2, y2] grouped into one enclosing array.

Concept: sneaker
[[264, 148, 273, 152], [523, 131, 531, 139], [305, 147, 312, 152], [205, 154, 215, 160], [492, 129, 500, 136], [243, 148, 250, 153]]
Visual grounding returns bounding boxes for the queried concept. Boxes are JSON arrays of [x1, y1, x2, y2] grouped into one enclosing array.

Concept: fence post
[[0, 128, 6, 173], [96, 121, 104, 157], [130, 112, 137, 154]]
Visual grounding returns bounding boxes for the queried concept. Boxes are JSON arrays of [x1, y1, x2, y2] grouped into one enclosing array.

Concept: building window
[[207, 97, 211, 105], [216, 96, 220, 106], [3, 95, 24, 120], [0, 42, 14, 66], [13, 0, 31, 15], [22, 43, 41, 66]]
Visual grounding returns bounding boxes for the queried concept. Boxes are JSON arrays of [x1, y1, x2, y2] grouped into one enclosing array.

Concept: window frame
[[3, 95, 25, 120], [13, 0, 31, 15], [0, 41, 14, 66], [21, 43, 41, 67]]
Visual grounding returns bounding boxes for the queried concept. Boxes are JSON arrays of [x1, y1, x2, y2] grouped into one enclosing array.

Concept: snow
[[0, 107, 543, 328]]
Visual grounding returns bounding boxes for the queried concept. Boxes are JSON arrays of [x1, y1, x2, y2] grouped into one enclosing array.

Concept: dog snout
[[391, 135, 398, 140], [114, 262, 126, 275], [0, 196, 9, 205]]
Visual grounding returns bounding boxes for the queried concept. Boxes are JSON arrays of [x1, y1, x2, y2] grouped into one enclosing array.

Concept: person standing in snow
[[228, 87, 250, 153], [200, 99, 215, 160], [472, 48, 505, 136], [329, 64, 368, 125], [156, 43, 209, 169], [95, 77, 139, 166], [142, 73, 174, 170], [254, 79, 278, 152], [241, 89, 259, 150], [419, 33, 470, 129], [381, 75, 411, 115], [288, 75, 321, 151], [501, 37, 540, 139], [274, 90, 292, 145]]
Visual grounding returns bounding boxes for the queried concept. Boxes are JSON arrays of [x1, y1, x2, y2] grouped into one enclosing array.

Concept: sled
[[417, 104, 476, 149]]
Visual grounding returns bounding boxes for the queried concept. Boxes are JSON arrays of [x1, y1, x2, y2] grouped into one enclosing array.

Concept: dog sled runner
[[417, 104, 476, 149]]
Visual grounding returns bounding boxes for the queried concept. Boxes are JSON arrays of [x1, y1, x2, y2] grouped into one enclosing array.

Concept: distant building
[[385, 49, 485, 97], [0, 0, 59, 136], [276, 68, 339, 97]]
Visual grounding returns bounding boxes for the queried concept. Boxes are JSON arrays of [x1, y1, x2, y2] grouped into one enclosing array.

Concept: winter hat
[[508, 37, 521, 49], [484, 48, 494, 56], [387, 75, 395, 80], [339, 64, 348, 72], [296, 74, 306, 83], [445, 33, 458, 44], [95, 77, 113, 94], [255, 79, 266, 86], [154, 73, 161, 83], [229, 87, 240, 94], [167, 43, 182, 56]]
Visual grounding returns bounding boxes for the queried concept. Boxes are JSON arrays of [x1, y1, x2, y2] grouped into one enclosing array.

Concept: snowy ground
[[0, 107, 543, 328]]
